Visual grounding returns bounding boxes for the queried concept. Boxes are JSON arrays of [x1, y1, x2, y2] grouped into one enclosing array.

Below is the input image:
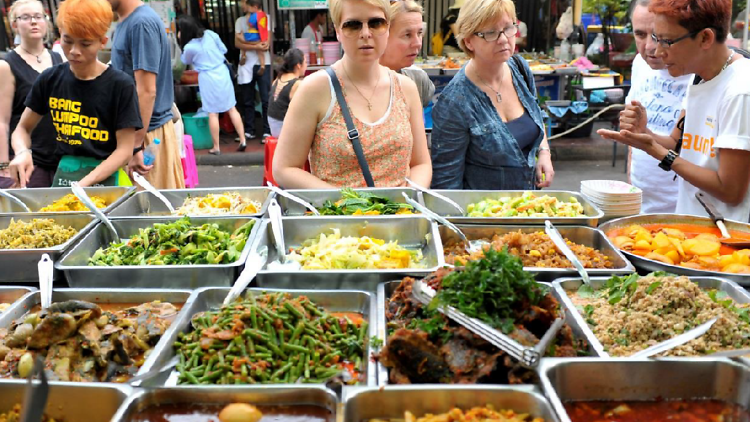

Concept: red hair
[[57, 0, 113, 40], [649, 0, 731, 43]]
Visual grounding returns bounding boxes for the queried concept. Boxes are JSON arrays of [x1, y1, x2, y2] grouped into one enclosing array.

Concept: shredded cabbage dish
[[286, 229, 424, 270], [88, 217, 254, 266], [0, 218, 78, 249], [175, 192, 261, 216], [467, 191, 584, 218], [39, 193, 107, 212]]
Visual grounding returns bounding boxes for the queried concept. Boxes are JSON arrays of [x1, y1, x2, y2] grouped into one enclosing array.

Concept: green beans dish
[[88, 217, 254, 266], [174, 292, 368, 385]]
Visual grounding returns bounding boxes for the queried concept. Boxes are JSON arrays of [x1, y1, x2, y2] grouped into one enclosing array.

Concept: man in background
[[236, 0, 272, 142], [623, 0, 693, 213], [109, 0, 185, 188], [301, 10, 326, 48]]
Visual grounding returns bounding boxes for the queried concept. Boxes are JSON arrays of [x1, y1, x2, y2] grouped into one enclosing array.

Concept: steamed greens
[[88, 217, 254, 266], [316, 189, 415, 215]]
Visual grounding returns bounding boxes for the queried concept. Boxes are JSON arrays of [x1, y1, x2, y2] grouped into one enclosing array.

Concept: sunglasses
[[340, 17, 388, 38]]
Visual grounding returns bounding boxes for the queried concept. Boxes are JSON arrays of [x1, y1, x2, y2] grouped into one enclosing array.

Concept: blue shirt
[[431, 57, 545, 190], [111, 5, 174, 131]]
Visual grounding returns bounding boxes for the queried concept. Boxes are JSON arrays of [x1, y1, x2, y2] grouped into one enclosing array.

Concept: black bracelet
[[0, 163, 8, 171], [133, 145, 145, 154]]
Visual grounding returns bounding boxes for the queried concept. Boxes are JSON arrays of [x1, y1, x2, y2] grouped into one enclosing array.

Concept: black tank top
[[268, 77, 298, 121], [4, 50, 62, 170]]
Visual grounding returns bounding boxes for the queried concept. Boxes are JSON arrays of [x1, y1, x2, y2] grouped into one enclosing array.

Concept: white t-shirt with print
[[676, 58, 750, 222], [626, 54, 693, 213], [235, 15, 272, 85]]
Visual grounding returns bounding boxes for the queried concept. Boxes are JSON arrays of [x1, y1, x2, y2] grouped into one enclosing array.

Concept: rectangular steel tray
[[0, 214, 97, 282], [110, 385, 338, 422], [540, 358, 750, 422], [553, 276, 750, 357], [422, 190, 603, 226], [375, 280, 597, 386], [439, 225, 634, 281], [145, 287, 378, 387], [0, 381, 131, 422], [254, 216, 445, 290], [0, 287, 36, 315], [107, 187, 273, 218], [0, 288, 193, 382], [0, 186, 134, 215], [343, 385, 559, 422], [280, 188, 422, 216], [55, 216, 260, 288]]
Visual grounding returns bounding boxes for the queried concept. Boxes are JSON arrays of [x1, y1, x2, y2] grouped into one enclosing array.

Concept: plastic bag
[[556, 7, 574, 40], [587, 33, 605, 57]]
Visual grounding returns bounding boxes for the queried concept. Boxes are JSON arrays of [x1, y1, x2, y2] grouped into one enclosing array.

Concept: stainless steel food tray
[[0, 214, 97, 282], [110, 385, 338, 422], [0, 186, 134, 215], [0, 288, 193, 382], [254, 216, 444, 290], [0, 287, 36, 315], [422, 190, 603, 226], [375, 280, 596, 386], [343, 385, 559, 422], [280, 188, 421, 216], [553, 276, 750, 357], [0, 380, 131, 422], [107, 187, 273, 218], [145, 287, 377, 387], [600, 214, 750, 285], [55, 216, 260, 288], [540, 358, 750, 422], [440, 225, 634, 280]]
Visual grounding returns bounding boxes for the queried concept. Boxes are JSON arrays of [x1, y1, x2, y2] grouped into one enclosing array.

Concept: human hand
[[127, 150, 154, 177], [619, 100, 648, 134], [536, 151, 554, 188], [598, 128, 663, 159], [0, 169, 10, 179], [8, 153, 34, 188]]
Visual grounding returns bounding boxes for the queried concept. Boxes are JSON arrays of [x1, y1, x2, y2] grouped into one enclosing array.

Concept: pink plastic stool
[[181, 135, 200, 188]]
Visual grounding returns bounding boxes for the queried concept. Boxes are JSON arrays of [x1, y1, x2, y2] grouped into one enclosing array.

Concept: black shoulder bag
[[325, 67, 375, 187]]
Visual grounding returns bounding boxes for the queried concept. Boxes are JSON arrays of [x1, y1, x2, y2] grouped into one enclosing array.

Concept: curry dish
[[0, 218, 77, 249]]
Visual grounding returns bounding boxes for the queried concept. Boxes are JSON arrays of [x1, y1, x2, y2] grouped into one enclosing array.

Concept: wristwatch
[[658, 149, 678, 171], [0, 162, 8, 171]]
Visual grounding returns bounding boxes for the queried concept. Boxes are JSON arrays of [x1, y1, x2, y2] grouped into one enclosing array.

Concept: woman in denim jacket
[[430, 0, 554, 190]]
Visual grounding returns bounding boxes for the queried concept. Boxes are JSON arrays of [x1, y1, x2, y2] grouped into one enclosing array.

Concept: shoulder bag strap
[[325, 67, 375, 187], [512, 55, 534, 96]]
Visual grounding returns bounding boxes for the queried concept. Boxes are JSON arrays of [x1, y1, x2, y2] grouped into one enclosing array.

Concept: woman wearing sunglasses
[[0, 0, 63, 188], [599, 0, 750, 222], [272, 0, 431, 188], [429, 0, 553, 190]]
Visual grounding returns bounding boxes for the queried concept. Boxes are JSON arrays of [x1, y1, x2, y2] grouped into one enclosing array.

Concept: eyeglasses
[[15, 14, 45, 22], [341, 18, 389, 38], [651, 29, 702, 49], [475, 24, 518, 42]]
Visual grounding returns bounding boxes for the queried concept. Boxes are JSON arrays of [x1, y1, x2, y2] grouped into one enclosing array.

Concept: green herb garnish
[[316, 189, 414, 215]]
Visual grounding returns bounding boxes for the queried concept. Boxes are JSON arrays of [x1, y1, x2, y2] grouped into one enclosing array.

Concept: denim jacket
[[430, 56, 545, 190]]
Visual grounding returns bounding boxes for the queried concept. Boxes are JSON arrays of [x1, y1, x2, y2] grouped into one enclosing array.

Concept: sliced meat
[[379, 328, 452, 384], [28, 313, 77, 349]]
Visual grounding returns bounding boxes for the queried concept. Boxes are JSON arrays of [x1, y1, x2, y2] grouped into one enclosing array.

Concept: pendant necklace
[[343, 63, 381, 111], [21, 47, 43, 63], [475, 63, 504, 103]]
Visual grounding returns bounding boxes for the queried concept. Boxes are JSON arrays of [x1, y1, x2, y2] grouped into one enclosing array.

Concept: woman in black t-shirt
[[8, 0, 142, 188], [0, 0, 62, 188]]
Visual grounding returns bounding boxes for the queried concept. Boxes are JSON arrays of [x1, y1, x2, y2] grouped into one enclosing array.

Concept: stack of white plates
[[581, 180, 642, 218], [321, 41, 341, 65]]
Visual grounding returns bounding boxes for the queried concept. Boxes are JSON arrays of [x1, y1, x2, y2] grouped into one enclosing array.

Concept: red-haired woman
[[8, 0, 142, 187], [600, 0, 750, 222]]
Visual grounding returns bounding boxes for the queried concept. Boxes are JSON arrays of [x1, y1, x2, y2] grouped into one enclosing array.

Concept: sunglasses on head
[[340, 17, 388, 37]]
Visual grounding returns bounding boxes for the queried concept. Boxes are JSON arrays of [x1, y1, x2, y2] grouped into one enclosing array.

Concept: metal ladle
[[72, 183, 120, 240], [0, 190, 31, 212]]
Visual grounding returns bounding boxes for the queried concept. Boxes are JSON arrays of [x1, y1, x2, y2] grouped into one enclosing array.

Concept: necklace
[[474, 62, 504, 103], [342, 63, 381, 111], [698, 52, 734, 85], [21, 46, 43, 63]]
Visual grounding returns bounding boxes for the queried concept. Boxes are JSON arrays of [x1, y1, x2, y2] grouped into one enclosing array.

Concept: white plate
[[581, 180, 643, 195]]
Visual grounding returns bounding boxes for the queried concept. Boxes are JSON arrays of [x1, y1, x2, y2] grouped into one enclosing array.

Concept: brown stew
[[564, 400, 750, 422]]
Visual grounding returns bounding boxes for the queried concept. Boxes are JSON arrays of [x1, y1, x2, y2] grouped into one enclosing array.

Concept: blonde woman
[[272, 0, 431, 188], [430, 0, 554, 190], [0, 0, 62, 188], [379, 0, 434, 107]]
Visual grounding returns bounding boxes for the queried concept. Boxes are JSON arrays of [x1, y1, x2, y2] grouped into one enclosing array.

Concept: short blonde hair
[[329, 0, 391, 27], [456, 0, 516, 57], [390, 0, 422, 20], [9, 0, 50, 40]]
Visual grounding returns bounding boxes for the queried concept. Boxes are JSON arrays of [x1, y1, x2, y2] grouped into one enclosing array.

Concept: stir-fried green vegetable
[[316, 189, 415, 215], [174, 292, 368, 385], [88, 217, 254, 266]]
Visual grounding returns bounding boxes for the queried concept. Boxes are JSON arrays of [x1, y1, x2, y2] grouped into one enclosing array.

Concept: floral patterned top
[[310, 69, 413, 187]]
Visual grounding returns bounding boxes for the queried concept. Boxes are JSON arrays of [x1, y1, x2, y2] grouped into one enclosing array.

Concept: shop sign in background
[[277, 0, 327, 10]]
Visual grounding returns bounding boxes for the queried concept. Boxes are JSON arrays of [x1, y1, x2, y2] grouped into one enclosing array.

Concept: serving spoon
[[72, 183, 120, 240], [545, 220, 591, 286], [266, 183, 320, 215], [0, 189, 31, 212], [695, 192, 750, 248], [405, 177, 465, 215], [37, 254, 53, 310], [132, 172, 176, 214]]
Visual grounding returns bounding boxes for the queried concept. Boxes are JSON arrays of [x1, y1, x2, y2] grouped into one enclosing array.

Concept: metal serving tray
[[0, 214, 97, 282], [440, 225, 634, 281], [0, 381, 131, 422], [0, 288, 193, 382], [107, 187, 273, 218], [553, 276, 750, 357], [111, 385, 338, 422], [55, 216, 260, 288], [600, 214, 750, 286], [0, 287, 36, 315], [422, 190, 603, 226], [145, 287, 378, 387], [375, 280, 596, 386], [279, 188, 421, 216], [0, 186, 134, 215], [540, 358, 750, 422], [254, 216, 444, 290]]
